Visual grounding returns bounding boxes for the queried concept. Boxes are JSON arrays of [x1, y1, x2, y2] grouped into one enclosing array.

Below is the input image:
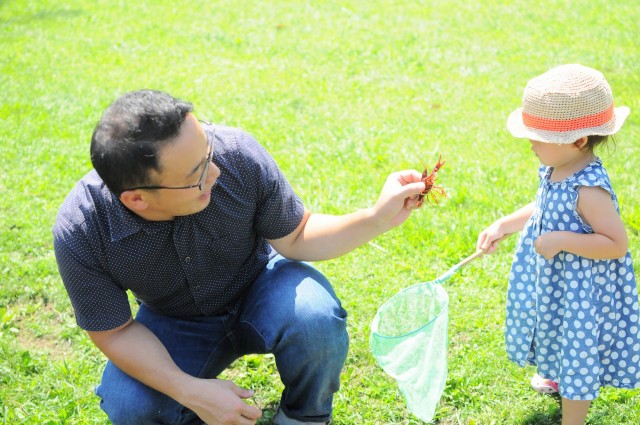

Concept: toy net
[[369, 250, 482, 422]]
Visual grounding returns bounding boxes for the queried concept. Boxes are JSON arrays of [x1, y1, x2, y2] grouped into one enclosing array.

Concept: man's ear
[[119, 190, 149, 212], [574, 136, 589, 149]]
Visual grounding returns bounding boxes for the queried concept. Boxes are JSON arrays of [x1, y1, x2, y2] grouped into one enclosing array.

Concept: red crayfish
[[417, 155, 447, 207]]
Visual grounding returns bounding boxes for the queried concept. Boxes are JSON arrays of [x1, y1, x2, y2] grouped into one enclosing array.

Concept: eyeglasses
[[125, 120, 215, 192]]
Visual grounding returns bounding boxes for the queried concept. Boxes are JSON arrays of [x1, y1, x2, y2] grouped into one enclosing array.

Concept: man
[[53, 90, 428, 425]]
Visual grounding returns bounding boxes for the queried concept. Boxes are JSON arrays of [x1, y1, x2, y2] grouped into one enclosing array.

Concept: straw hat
[[507, 64, 630, 144]]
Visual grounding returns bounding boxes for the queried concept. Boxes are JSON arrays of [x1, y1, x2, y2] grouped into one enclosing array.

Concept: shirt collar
[[104, 188, 172, 242]]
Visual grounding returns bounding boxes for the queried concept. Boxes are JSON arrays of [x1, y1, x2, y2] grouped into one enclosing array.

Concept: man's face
[[128, 113, 220, 220]]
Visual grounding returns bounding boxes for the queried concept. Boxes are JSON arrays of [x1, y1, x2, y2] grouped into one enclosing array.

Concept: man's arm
[[269, 170, 426, 261], [88, 319, 262, 425]]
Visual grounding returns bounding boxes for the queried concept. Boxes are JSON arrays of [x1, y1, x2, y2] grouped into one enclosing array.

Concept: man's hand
[[182, 378, 262, 425], [88, 321, 262, 425], [371, 169, 426, 229]]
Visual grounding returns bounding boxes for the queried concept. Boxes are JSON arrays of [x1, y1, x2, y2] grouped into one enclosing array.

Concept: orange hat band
[[522, 104, 614, 132]]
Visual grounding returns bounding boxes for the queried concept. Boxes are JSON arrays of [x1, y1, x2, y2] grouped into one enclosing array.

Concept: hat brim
[[507, 106, 630, 144]]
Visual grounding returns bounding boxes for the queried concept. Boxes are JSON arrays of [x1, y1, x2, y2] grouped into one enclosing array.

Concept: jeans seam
[[197, 315, 239, 378]]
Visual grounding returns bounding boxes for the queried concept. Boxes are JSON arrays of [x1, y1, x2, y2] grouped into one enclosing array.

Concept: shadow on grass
[[255, 401, 279, 425], [0, 7, 83, 26], [519, 397, 562, 425]]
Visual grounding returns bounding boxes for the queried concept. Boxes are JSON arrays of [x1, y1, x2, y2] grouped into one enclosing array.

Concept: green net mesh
[[370, 281, 449, 422]]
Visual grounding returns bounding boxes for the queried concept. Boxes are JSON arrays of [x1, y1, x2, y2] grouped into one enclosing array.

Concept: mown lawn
[[1, 1, 639, 423]]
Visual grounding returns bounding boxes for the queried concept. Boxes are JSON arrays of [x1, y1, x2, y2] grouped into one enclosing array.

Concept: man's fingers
[[241, 404, 263, 421]]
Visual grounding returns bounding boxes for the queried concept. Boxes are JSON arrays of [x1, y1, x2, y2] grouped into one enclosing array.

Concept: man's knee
[[283, 281, 350, 366], [278, 269, 348, 347], [99, 395, 161, 425], [97, 365, 183, 424], [244, 258, 349, 358], [296, 286, 348, 340]]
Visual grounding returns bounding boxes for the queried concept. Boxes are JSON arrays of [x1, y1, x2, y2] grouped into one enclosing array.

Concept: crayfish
[[417, 155, 447, 207]]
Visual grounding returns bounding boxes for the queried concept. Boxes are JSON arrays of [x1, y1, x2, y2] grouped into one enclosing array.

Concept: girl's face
[[528, 139, 592, 169]]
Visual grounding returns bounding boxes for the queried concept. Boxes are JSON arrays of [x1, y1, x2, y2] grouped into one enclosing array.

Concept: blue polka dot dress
[[506, 159, 640, 400]]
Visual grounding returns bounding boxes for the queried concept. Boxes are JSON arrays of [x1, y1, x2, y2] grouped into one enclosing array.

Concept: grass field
[[1, 0, 639, 423]]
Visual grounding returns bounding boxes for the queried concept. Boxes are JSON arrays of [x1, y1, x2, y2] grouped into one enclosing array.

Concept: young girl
[[477, 64, 640, 425]]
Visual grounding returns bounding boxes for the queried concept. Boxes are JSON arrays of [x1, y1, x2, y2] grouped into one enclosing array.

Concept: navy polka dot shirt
[[53, 124, 305, 332]]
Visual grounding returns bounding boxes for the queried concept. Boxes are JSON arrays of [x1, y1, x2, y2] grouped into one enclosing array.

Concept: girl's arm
[[476, 202, 535, 254], [534, 186, 628, 260]]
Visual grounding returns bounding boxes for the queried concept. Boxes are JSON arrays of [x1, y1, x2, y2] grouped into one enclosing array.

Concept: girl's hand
[[476, 223, 508, 254], [534, 232, 564, 259], [476, 203, 533, 254]]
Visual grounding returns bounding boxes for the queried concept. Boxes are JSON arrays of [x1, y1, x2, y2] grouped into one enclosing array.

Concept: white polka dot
[[502, 162, 640, 399]]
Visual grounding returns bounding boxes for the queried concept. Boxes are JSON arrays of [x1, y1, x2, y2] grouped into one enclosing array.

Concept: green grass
[[1, 0, 640, 423]]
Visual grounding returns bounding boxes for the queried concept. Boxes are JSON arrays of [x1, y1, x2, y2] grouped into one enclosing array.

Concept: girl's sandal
[[530, 373, 559, 395]]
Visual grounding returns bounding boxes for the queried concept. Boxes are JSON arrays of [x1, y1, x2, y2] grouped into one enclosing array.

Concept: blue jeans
[[95, 256, 349, 424]]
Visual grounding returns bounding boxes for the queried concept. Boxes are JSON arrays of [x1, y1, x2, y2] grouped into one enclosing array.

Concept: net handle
[[433, 233, 513, 284], [451, 249, 483, 269]]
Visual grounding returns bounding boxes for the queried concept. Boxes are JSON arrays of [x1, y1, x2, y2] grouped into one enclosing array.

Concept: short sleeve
[[232, 130, 305, 240], [537, 164, 549, 181], [53, 204, 132, 332]]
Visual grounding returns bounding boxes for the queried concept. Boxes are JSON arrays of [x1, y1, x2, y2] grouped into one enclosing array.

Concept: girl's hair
[[586, 134, 616, 156]]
